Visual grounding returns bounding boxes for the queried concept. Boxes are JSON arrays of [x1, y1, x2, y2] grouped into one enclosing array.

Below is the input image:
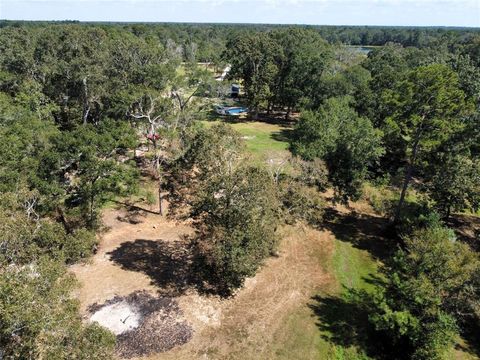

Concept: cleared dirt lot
[[70, 201, 335, 359], [71, 205, 193, 313]]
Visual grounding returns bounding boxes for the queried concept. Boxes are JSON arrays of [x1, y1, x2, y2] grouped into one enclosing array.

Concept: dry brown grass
[[70, 199, 335, 360], [70, 204, 193, 313], [140, 225, 335, 360]]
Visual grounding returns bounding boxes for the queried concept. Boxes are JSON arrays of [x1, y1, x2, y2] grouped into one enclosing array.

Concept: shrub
[[0, 202, 97, 266], [145, 190, 157, 205], [361, 183, 395, 215], [280, 182, 325, 226]]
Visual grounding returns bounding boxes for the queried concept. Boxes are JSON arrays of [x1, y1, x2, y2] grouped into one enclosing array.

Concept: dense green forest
[[0, 21, 479, 359]]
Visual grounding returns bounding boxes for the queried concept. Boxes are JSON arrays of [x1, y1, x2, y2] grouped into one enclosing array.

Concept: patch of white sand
[[90, 301, 141, 335]]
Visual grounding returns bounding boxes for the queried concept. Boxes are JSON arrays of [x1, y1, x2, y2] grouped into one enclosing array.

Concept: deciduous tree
[[291, 96, 383, 202], [192, 164, 280, 294]]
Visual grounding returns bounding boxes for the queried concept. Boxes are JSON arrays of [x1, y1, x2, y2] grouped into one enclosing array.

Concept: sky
[[1, 0, 479, 27]]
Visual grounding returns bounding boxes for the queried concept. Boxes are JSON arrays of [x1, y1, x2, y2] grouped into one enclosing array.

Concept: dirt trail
[[70, 204, 335, 359]]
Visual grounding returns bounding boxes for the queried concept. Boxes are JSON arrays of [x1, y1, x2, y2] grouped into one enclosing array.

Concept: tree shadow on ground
[[115, 208, 147, 225], [108, 239, 196, 296], [457, 321, 480, 359], [309, 291, 394, 360], [107, 238, 228, 297], [112, 200, 159, 216], [270, 128, 294, 144], [448, 214, 480, 251], [256, 112, 295, 127], [206, 110, 295, 128], [321, 207, 395, 262], [310, 293, 369, 347]]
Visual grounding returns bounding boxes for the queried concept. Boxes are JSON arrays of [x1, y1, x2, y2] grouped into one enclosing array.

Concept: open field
[[71, 202, 480, 359], [71, 201, 332, 358], [70, 119, 479, 360], [70, 118, 385, 358], [71, 195, 384, 359]]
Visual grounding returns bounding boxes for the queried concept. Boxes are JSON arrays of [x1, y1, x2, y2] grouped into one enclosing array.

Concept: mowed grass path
[[271, 238, 380, 360]]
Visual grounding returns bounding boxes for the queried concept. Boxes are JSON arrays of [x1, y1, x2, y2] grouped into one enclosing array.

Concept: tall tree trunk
[[394, 133, 421, 224], [152, 138, 158, 170], [153, 139, 163, 216], [394, 163, 413, 223], [155, 152, 160, 174], [253, 104, 260, 120], [89, 194, 95, 228], [444, 195, 453, 221], [82, 77, 90, 125], [285, 106, 291, 121], [131, 121, 138, 159], [158, 180, 163, 216]]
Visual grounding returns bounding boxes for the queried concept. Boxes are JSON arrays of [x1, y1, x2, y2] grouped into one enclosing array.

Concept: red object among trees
[[146, 133, 160, 141]]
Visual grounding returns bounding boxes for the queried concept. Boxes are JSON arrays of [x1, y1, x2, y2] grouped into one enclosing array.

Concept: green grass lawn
[[200, 117, 478, 360], [201, 119, 292, 160], [201, 117, 382, 359], [271, 233, 478, 360], [272, 238, 379, 360], [331, 240, 379, 292]]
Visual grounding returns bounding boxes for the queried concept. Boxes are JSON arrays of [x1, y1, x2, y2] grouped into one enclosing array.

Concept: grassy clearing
[[226, 121, 290, 155], [200, 118, 382, 358], [191, 118, 476, 359], [331, 240, 379, 292], [201, 119, 291, 160], [302, 218, 477, 360], [271, 306, 333, 360], [268, 233, 379, 359], [100, 119, 477, 359]]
